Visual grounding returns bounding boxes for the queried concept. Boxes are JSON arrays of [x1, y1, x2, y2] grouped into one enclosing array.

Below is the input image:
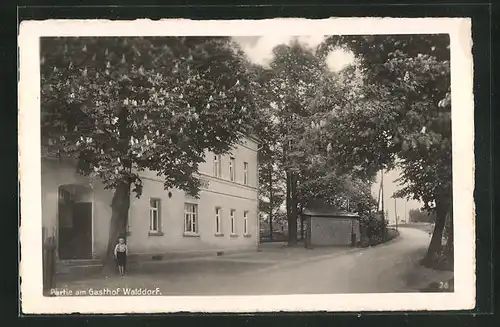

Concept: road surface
[[232, 227, 431, 294], [58, 227, 431, 295]]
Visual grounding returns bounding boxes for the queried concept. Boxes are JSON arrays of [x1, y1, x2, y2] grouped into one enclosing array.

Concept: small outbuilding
[[301, 201, 361, 248]]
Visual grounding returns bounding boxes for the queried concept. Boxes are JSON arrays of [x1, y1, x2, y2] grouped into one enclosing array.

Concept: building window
[[184, 203, 198, 234], [213, 154, 221, 178], [230, 209, 236, 235], [243, 162, 248, 185], [243, 210, 249, 235], [149, 198, 161, 232], [215, 207, 222, 235], [229, 157, 235, 182]]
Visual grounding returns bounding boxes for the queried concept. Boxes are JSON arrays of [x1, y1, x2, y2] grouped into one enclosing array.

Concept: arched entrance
[[58, 184, 93, 260]]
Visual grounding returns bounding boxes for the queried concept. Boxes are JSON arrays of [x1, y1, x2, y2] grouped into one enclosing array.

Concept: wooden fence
[[42, 227, 57, 294], [259, 230, 305, 243]]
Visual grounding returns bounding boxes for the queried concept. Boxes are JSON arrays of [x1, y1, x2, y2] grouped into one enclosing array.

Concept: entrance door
[[58, 202, 92, 260]]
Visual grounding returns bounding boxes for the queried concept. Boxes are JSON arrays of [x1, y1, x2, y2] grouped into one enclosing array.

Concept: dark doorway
[[58, 185, 93, 260]]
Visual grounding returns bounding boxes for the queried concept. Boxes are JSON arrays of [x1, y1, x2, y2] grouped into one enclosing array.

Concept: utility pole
[[394, 197, 398, 231], [404, 200, 407, 223], [381, 171, 384, 216]]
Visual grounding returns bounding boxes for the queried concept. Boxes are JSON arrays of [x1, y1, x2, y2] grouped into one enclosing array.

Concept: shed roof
[[301, 200, 360, 219]]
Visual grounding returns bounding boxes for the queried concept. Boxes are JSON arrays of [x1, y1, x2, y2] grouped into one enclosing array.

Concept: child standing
[[114, 237, 128, 276]]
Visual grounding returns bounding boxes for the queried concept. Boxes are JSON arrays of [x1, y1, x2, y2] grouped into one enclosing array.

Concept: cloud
[[325, 48, 355, 72], [296, 35, 327, 50], [232, 35, 326, 68], [233, 35, 292, 67], [233, 36, 356, 73]]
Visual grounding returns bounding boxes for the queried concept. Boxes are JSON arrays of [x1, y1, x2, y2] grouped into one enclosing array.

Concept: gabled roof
[[302, 208, 360, 219], [301, 199, 360, 219]]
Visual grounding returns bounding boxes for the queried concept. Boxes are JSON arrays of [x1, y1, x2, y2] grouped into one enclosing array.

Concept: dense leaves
[[41, 37, 258, 263], [254, 35, 452, 262], [42, 34, 454, 267], [409, 209, 437, 223], [321, 34, 452, 209], [41, 37, 256, 197], [321, 35, 453, 264], [253, 40, 381, 245], [253, 41, 340, 244]]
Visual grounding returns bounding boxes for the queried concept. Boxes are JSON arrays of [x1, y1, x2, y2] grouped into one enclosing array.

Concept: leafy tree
[[41, 37, 257, 265], [254, 39, 381, 244], [409, 208, 437, 223], [359, 211, 389, 247], [294, 119, 378, 241], [258, 160, 286, 238], [272, 50, 380, 220], [254, 40, 329, 245], [321, 35, 452, 265], [250, 64, 286, 239]]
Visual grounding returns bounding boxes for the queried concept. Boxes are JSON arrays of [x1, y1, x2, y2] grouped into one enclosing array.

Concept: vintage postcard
[[18, 17, 475, 314]]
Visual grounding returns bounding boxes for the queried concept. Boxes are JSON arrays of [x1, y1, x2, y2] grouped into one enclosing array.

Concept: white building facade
[[41, 136, 260, 261]]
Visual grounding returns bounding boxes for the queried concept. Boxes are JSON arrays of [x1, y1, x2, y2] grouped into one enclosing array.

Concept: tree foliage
[[41, 37, 257, 196], [253, 39, 384, 242], [254, 35, 451, 262], [42, 34, 453, 266], [321, 35, 451, 209], [41, 37, 258, 262], [320, 35, 452, 263], [409, 208, 437, 223], [251, 41, 322, 243]]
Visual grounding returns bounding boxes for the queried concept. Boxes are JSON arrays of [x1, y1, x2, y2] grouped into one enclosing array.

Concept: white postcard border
[[19, 17, 475, 314]]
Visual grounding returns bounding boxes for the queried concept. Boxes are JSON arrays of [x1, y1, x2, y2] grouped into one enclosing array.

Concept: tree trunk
[[286, 170, 291, 237], [444, 205, 454, 264], [104, 181, 131, 271], [422, 198, 448, 266], [287, 172, 298, 246], [269, 167, 273, 240], [300, 217, 304, 240]]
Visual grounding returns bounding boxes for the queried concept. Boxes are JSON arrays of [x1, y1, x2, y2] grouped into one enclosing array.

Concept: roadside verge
[[401, 250, 454, 292]]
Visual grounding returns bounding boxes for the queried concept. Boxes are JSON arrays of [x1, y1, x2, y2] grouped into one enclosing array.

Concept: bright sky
[[371, 168, 424, 224], [325, 48, 356, 72], [232, 35, 355, 72]]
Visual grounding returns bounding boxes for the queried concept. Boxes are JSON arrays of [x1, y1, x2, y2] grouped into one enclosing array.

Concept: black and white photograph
[[19, 18, 475, 313]]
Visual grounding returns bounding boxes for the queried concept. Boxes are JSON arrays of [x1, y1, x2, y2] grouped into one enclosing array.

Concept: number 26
[[439, 281, 449, 290]]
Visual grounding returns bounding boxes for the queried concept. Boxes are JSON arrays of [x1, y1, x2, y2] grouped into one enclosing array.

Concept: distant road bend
[[235, 227, 431, 295]]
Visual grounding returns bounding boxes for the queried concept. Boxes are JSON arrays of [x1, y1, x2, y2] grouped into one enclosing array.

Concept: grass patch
[[421, 249, 454, 271]]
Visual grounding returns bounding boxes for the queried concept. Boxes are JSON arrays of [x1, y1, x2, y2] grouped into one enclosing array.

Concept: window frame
[[149, 198, 163, 236], [243, 162, 249, 185], [230, 209, 237, 236], [229, 157, 235, 182], [184, 202, 199, 236], [244, 210, 251, 237], [215, 207, 223, 236], [213, 154, 221, 178]]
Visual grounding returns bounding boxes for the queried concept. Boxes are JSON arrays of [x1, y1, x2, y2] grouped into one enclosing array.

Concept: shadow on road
[[398, 234, 454, 293]]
